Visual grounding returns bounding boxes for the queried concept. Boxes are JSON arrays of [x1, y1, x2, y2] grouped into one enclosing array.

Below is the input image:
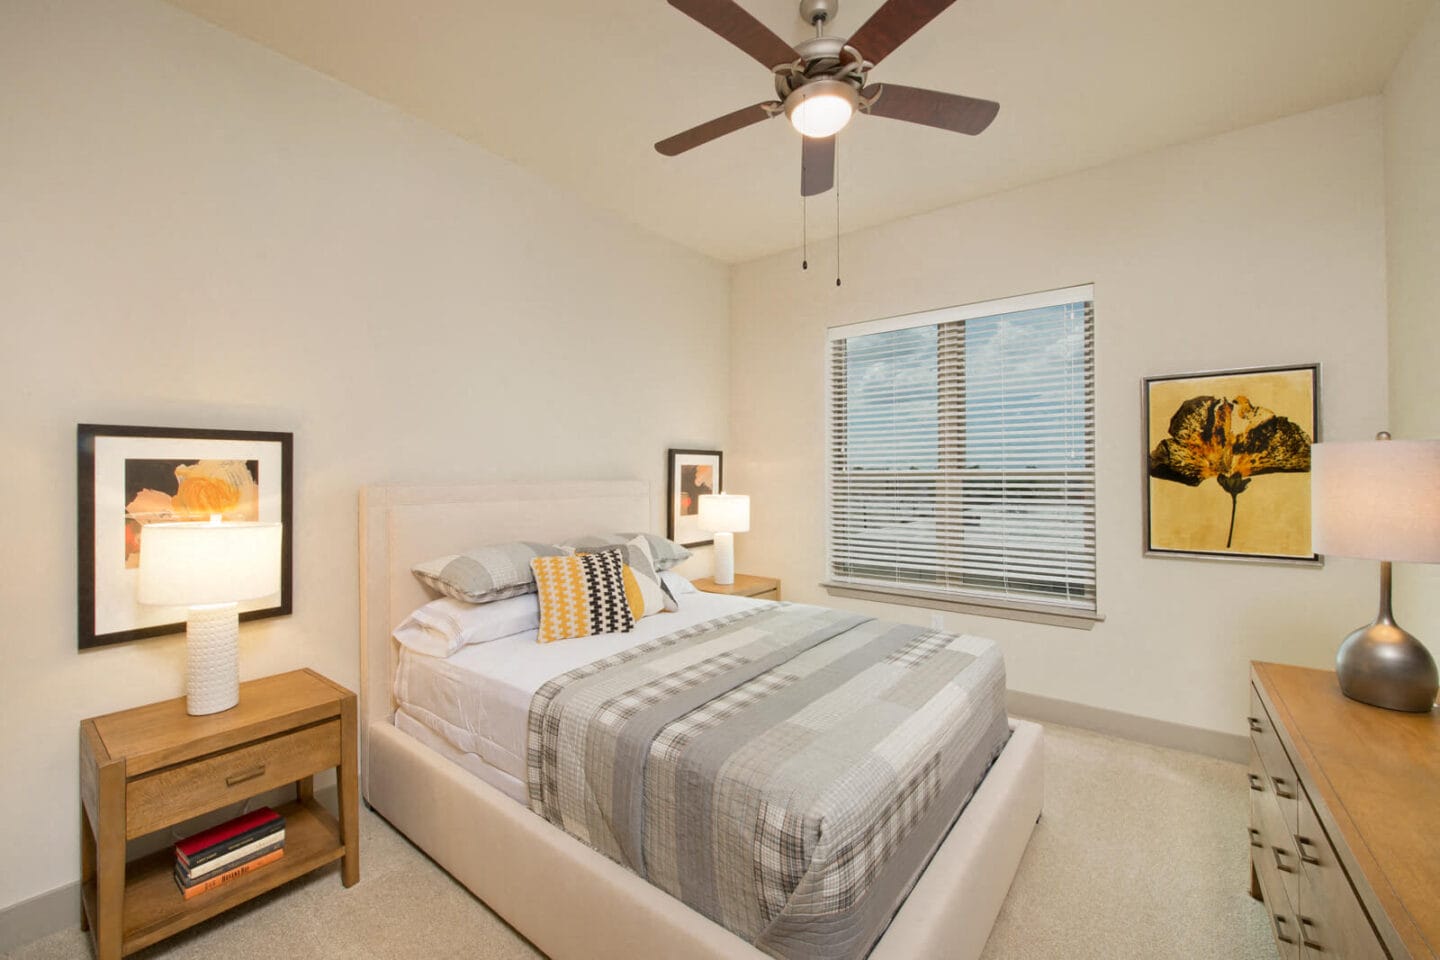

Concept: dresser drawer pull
[[225, 765, 267, 787], [1248, 827, 1264, 848], [1248, 773, 1265, 792], [1272, 846, 1296, 874], [1271, 776, 1296, 800], [1273, 914, 1296, 945], [1298, 916, 1323, 951], [1294, 835, 1321, 865], [1247, 716, 1264, 733]]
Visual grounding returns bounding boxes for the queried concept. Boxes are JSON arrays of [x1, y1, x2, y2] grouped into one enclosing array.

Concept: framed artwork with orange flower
[[666, 448, 722, 548], [1143, 364, 1320, 564], [77, 424, 294, 648]]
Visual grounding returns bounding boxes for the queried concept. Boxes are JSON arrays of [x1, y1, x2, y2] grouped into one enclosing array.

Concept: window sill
[[820, 582, 1104, 631]]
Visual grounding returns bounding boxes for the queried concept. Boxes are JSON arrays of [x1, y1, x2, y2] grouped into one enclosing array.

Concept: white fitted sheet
[[393, 591, 766, 802]]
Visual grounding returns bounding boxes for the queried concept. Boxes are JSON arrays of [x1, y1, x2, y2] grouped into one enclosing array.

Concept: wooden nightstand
[[79, 669, 359, 960], [691, 574, 781, 601]]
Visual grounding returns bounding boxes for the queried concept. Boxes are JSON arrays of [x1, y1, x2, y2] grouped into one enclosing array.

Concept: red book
[[174, 808, 281, 861]]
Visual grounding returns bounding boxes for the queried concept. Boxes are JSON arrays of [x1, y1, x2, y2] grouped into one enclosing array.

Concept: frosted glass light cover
[[1311, 439, 1440, 563], [137, 521, 283, 606], [785, 80, 857, 138], [698, 493, 750, 534]]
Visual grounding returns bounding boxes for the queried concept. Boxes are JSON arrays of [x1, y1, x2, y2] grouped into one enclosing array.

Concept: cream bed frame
[[359, 480, 1043, 960]]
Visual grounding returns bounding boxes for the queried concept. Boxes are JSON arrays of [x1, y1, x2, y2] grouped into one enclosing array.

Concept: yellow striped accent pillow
[[530, 550, 635, 644]]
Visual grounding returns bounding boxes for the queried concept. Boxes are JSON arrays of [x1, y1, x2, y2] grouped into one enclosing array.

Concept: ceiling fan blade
[[668, 0, 799, 69], [801, 136, 835, 197], [655, 102, 778, 156], [862, 83, 999, 135], [847, 0, 960, 66]]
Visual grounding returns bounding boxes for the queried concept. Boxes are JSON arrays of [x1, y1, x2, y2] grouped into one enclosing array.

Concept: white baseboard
[[1007, 689, 1249, 763]]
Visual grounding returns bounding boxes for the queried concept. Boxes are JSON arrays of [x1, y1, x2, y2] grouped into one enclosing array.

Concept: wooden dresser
[[1248, 662, 1439, 960]]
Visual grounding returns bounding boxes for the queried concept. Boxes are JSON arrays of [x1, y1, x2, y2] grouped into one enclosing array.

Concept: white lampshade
[[698, 493, 750, 534], [138, 520, 283, 606], [1311, 439, 1440, 564]]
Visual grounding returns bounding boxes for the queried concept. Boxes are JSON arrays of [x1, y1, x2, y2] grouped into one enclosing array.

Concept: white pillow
[[660, 570, 697, 596], [393, 593, 540, 658]]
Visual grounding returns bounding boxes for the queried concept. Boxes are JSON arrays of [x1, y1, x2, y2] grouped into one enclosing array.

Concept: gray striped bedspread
[[525, 602, 1010, 960]]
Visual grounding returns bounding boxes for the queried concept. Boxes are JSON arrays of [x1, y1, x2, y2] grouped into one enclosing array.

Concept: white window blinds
[[826, 286, 1096, 613]]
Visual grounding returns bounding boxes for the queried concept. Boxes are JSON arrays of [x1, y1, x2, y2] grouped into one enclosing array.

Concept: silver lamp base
[[1335, 561, 1439, 713]]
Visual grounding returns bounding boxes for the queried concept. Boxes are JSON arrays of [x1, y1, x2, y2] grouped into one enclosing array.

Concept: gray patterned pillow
[[412, 541, 570, 603], [561, 532, 691, 571]]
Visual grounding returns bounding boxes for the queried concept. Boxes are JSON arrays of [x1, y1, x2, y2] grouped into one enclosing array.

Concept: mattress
[[393, 590, 766, 803]]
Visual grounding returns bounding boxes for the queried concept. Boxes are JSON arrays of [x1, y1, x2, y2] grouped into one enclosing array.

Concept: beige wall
[[1385, 2, 1440, 653], [0, 0, 727, 910], [730, 98, 1390, 738]]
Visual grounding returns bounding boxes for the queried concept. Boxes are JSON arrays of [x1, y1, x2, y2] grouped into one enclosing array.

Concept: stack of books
[[173, 807, 285, 899]]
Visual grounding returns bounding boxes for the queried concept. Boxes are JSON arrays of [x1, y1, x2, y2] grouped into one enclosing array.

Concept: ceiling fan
[[655, 0, 1000, 197]]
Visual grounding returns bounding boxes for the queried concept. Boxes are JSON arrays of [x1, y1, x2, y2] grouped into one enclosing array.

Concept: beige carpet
[[7, 722, 1272, 960]]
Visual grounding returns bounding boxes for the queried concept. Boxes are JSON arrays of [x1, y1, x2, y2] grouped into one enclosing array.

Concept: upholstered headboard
[[357, 480, 652, 769]]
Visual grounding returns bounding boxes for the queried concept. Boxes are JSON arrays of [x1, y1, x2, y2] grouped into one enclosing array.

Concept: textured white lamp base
[[186, 603, 240, 716], [713, 532, 735, 585]]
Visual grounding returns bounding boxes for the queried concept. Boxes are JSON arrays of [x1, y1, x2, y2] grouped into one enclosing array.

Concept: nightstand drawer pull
[[1295, 834, 1321, 865], [1299, 916, 1323, 951], [1248, 772, 1265, 792], [225, 765, 267, 787], [1271, 776, 1295, 800]]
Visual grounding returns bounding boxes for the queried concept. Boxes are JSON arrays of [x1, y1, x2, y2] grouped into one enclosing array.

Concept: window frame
[[822, 285, 1102, 628]]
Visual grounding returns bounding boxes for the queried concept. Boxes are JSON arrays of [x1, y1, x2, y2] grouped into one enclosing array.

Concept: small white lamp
[[138, 517, 283, 716], [698, 493, 750, 587], [1311, 434, 1440, 712]]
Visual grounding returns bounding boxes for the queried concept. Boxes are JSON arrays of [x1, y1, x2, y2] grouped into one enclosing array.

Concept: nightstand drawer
[[126, 719, 340, 837], [754, 589, 780, 601]]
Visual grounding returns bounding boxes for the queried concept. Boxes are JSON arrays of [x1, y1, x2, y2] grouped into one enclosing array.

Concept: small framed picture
[[1143, 364, 1320, 564], [77, 424, 294, 649], [666, 448, 722, 547]]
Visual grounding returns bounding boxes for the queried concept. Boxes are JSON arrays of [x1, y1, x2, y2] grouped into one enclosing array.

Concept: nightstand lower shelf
[[81, 797, 343, 956]]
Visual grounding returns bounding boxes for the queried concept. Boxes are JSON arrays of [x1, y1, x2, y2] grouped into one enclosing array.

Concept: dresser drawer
[[1250, 747, 1301, 915], [1249, 684, 1301, 834], [1295, 788, 1386, 960], [126, 720, 340, 837]]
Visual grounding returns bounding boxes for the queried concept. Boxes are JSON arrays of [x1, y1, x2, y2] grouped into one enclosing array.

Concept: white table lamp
[[698, 493, 750, 586], [1311, 434, 1440, 712], [138, 517, 283, 715]]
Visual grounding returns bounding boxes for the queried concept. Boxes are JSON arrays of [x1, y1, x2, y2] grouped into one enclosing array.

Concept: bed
[[359, 480, 1044, 960]]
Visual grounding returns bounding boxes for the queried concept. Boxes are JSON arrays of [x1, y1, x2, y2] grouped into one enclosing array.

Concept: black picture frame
[[77, 424, 294, 649], [1142, 363, 1321, 565], [666, 448, 722, 548]]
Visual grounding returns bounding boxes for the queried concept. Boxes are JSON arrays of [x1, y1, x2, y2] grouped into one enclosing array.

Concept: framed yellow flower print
[[1143, 364, 1320, 563]]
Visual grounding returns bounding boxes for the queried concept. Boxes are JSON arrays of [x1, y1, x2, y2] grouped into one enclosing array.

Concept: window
[[825, 285, 1096, 618]]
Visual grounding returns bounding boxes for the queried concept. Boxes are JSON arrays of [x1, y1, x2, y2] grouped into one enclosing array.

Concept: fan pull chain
[[802, 193, 809, 271], [834, 138, 842, 287]]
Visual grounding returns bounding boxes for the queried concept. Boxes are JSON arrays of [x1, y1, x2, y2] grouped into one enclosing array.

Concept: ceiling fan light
[[785, 80, 858, 139]]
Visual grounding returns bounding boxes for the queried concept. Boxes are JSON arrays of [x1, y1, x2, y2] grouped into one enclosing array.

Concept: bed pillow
[[660, 570, 698, 596], [561, 532, 691, 571], [393, 593, 541, 658], [412, 541, 569, 603], [575, 535, 676, 618], [531, 549, 636, 643]]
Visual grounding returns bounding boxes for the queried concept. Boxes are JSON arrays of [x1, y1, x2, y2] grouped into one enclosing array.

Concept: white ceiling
[[163, 0, 1432, 263]]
